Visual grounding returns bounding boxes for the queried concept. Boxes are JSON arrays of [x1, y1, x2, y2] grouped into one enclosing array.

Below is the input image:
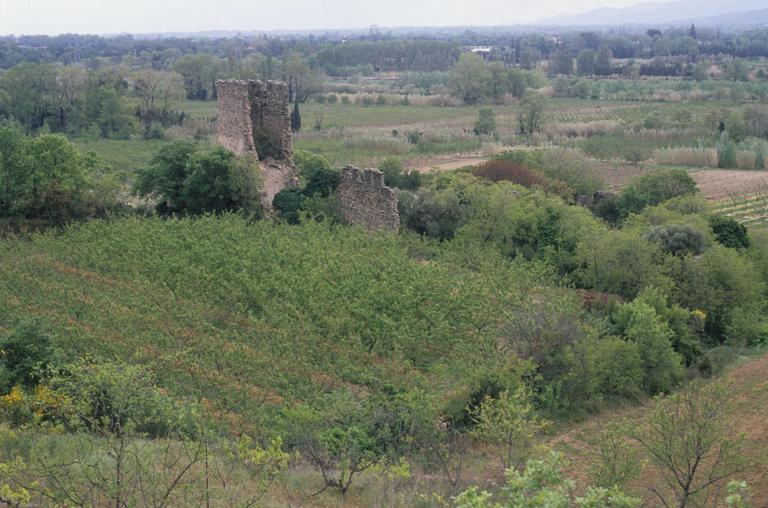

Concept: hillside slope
[[537, 0, 766, 26], [552, 351, 768, 505], [0, 215, 560, 434]]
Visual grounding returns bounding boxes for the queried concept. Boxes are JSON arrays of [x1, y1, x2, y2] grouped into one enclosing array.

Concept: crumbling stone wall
[[216, 79, 297, 209], [338, 166, 400, 233]]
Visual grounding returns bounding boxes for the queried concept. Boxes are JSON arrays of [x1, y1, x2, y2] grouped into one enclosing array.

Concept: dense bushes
[[379, 158, 421, 190], [0, 126, 119, 222], [0, 318, 60, 392], [617, 169, 698, 217], [471, 160, 547, 188], [710, 215, 750, 249], [134, 141, 262, 215], [272, 150, 341, 223], [490, 149, 603, 198]]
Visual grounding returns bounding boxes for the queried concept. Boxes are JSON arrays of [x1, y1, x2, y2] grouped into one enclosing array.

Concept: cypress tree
[[291, 96, 301, 132]]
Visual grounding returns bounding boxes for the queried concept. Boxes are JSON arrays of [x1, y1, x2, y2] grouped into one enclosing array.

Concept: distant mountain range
[[679, 8, 768, 28], [537, 0, 768, 27]]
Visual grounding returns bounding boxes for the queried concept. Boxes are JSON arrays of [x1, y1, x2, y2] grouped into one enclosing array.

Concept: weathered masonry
[[338, 166, 400, 233], [216, 79, 297, 209]]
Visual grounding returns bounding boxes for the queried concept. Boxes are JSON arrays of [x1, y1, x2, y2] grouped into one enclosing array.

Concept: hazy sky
[[0, 0, 645, 35]]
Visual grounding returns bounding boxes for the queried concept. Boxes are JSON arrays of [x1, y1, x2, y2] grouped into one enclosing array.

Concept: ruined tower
[[216, 79, 298, 209], [338, 166, 400, 233]]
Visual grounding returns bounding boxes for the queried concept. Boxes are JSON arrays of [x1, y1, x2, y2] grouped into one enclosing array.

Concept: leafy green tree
[[380, 158, 405, 188], [507, 68, 533, 98], [581, 336, 644, 402], [474, 106, 497, 136], [618, 170, 698, 217], [449, 53, 492, 104], [134, 140, 196, 212], [518, 92, 545, 135], [295, 149, 333, 180], [469, 386, 550, 470], [379, 158, 420, 191], [53, 66, 88, 132], [575, 229, 665, 299], [398, 186, 467, 240], [519, 46, 541, 70], [172, 53, 222, 100], [549, 49, 574, 76], [670, 246, 764, 342], [303, 164, 340, 198], [725, 306, 768, 347], [725, 58, 749, 81], [83, 83, 134, 139], [0, 128, 113, 222], [577, 49, 596, 76], [613, 301, 683, 395], [693, 60, 710, 81], [709, 215, 749, 249], [717, 132, 738, 169], [134, 142, 261, 215], [182, 148, 261, 214], [595, 45, 613, 75], [628, 287, 702, 367], [0, 63, 58, 131], [646, 224, 707, 257], [537, 148, 604, 197], [51, 360, 179, 436], [291, 95, 302, 132], [0, 318, 60, 392], [272, 187, 305, 224]]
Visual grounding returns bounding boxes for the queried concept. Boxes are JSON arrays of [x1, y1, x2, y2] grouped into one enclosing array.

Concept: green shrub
[[0, 318, 60, 392], [585, 336, 644, 401], [670, 246, 764, 342], [51, 361, 181, 437], [725, 306, 768, 347], [0, 127, 118, 223], [537, 149, 603, 197], [474, 106, 496, 136], [146, 122, 166, 140], [398, 187, 467, 240], [295, 150, 333, 180], [709, 215, 749, 249], [618, 169, 698, 217], [379, 158, 421, 190], [182, 148, 262, 214], [717, 132, 737, 169], [272, 187, 305, 224], [646, 224, 707, 256], [613, 301, 683, 395], [303, 165, 340, 198], [134, 142, 262, 215], [574, 229, 665, 299]]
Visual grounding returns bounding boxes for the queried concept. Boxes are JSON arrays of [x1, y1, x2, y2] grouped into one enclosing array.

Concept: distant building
[[462, 46, 494, 59]]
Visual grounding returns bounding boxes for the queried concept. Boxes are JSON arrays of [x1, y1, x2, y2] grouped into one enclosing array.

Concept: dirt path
[[405, 153, 490, 173]]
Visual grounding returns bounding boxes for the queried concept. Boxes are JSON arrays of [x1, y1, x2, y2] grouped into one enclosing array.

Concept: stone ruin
[[216, 80, 400, 232], [338, 166, 400, 233], [216, 79, 298, 209]]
